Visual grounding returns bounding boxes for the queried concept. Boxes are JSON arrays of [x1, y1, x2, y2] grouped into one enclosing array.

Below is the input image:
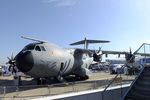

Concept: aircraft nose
[[16, 51, 34, 73]]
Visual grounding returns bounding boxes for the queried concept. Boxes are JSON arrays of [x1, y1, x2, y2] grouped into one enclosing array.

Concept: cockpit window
[[23, 43, 46, 52], [40, 46, 46, 51], [23, 44, 36, 51], [35, 46, 41, 51]]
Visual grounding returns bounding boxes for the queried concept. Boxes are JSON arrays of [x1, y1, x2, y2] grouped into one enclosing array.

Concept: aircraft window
[[40, 46, 46, 51], [35, 46, 41, 51], [23, 44, 36, 50]]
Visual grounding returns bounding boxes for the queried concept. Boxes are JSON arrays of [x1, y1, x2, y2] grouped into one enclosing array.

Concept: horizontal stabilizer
[[70, 39, 110, 45], [70, 38, 110, 49]]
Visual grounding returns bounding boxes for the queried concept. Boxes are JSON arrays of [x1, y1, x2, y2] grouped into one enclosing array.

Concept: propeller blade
[[11, 53, 14, 60], [92, 46, 103, 62], [125, 47, 135, 63], [8, 65, 11, 71], [97, 46, 102, 53], [12, 67, 17, 73], [94, 48, 96, 53], [7, 57, 11, 61], [129, 47, 132, 54]]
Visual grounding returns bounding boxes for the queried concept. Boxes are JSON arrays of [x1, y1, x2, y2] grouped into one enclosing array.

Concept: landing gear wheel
[[37, 78, 46, 85], [80, 75, 89, 80]]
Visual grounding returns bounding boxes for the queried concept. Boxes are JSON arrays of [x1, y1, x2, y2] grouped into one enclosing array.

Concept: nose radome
[[16, 51, 34, 73]]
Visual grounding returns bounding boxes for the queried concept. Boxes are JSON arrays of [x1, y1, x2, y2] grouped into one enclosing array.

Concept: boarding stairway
[[123, 64, 150, 100]]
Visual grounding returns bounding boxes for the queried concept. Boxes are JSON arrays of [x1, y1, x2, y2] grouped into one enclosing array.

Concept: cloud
[[44, 0, 78, 7]]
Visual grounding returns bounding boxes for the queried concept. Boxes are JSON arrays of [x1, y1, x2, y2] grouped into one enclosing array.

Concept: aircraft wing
[[75, 49, 128, 57], [101, 50, 127, 55], [98, 50, 150, 57], [134, 53, 150, 56], [88, 49, 128, 55], [74, 48, 150, 58]]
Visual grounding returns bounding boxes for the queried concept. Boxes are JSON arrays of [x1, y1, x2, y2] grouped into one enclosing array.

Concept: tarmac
[[0, 71, 136, 100]]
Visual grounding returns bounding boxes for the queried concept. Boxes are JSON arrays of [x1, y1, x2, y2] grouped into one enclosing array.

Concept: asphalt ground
[[0, 71, 136, 100]]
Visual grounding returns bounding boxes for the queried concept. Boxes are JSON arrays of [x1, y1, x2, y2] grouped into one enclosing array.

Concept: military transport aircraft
[[7, 36, 111, 84], [7, 36, 150, 85]]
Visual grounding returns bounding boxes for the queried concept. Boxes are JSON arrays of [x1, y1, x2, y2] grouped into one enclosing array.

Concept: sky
[[1, 0, 150, 64]]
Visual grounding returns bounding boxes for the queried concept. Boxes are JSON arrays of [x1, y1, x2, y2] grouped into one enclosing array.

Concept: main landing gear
[[37, 78, 46, 85]]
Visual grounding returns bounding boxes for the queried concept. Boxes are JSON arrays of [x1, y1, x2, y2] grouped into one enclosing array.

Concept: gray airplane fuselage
[[15, 42, 92, 79]]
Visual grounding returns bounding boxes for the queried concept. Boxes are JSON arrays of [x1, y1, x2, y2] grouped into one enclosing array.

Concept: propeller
[[6, 53, 17, 73], [125, 47, 135, 63], [93, 47, 103, 62]]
